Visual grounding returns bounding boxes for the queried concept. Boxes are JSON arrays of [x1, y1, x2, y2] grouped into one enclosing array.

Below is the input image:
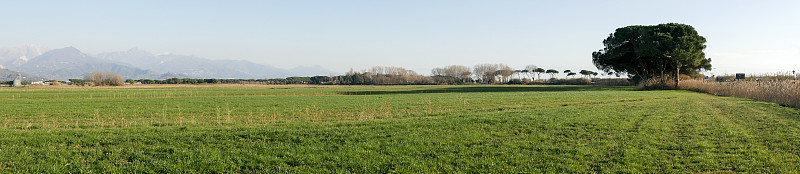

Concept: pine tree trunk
[[674, 64, 680, 88]]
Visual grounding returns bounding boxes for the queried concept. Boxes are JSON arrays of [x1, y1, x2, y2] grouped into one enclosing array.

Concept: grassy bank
[[1, 85, 799, 172]]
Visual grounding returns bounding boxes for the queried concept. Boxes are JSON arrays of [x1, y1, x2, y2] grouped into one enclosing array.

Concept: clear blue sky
[[1, 0, 798, 75]]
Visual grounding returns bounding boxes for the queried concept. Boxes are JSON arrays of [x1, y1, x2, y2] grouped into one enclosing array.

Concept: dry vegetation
[[716, 72, 799, 81], [679, 79, 800, 108]]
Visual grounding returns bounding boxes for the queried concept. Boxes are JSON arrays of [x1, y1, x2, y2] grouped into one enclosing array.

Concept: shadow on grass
[[340, 86, 633, 95]]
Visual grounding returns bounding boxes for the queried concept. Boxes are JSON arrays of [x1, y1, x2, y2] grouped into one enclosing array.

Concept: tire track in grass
[[650, 93, 774, 172], [671, 92, 797, 172], [514, 96, 666, 172], [703, 95, 800, 171]]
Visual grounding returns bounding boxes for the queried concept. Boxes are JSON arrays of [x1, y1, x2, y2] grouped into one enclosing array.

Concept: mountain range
[[0, 45, 50, 70], [0, 45, 337, 80], [0, 69, 42, 81]]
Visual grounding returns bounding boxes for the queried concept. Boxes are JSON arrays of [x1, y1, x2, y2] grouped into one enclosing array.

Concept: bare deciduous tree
[[525, 65, 538, 80], [496, 65, 514, 83], [432, 65, 472, 83], [104, 72, 125, 86], [473, 64, 500, 84], [84, 72, 124, 86], [84, 72, 104, 86]]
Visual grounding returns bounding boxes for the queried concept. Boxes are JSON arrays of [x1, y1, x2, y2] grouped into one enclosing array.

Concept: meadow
[[1, 85, 800, 173]]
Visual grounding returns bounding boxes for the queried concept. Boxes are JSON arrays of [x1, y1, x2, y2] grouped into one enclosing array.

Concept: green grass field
[[1, 85, 799, 173]]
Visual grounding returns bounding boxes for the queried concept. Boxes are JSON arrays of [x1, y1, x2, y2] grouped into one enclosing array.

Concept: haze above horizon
[[1, 0, 797, 75]]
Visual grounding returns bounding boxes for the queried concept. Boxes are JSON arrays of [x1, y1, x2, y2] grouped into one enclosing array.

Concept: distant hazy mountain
[[12, 47, 165, 80], [0, 69, 44, 81], [1, 45, 338, 80], [146, 54, 290, 79], [94, 48, 161, 68], [0, 45, 51, 69], [97, 48, 338, 78]]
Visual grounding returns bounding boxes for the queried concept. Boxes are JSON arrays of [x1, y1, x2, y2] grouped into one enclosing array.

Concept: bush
[[547, 78, 592, 85], [104, 72, 125, 86], [507, 79, 523, 84], [637, 78, 675, 90], [68, 79, 85, 85]]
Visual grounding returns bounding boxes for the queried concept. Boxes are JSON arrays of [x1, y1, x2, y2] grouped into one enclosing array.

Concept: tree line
[[67, 72, 320, 86], [61, 65, 610, 86], [70, 72, 125, 86], [120, 77, 317, 85], [323, 65, 605, 85]]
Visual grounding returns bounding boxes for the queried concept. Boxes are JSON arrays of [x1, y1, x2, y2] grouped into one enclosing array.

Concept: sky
[[0, 0, 798, 75]]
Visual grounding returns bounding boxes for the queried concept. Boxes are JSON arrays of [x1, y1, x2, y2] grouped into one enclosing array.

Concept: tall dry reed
[[679, 79, 800, 108]]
